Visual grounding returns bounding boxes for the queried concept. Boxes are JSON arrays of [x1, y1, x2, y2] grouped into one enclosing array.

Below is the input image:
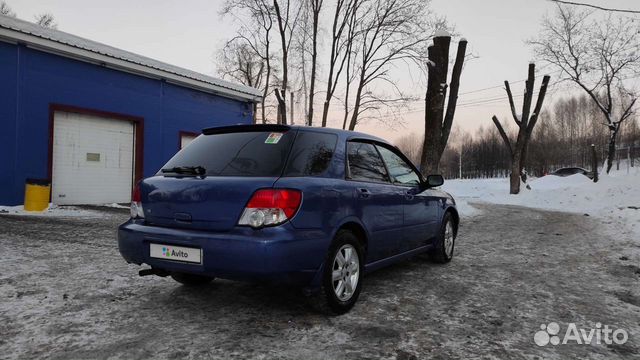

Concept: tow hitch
[[139, 268, 170, 277]]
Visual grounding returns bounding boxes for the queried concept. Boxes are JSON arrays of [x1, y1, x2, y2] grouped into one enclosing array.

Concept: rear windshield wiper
[[161, 166, 206, 176]]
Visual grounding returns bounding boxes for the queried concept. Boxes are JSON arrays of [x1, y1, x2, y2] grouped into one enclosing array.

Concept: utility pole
[[459, 145, 462, 179], [628, 146, 631, 174], [290, 91, 295, 125], [591, 144, 599, 183]]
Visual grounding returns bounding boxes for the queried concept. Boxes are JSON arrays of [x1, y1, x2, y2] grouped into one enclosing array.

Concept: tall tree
[[306, 0, 323, 126], [0, 1, 16, 17], [491, 63, 551, 194], [273, 0, 302, 124], [529, 4, 639, 173], [340, 2, 359, 130], [293, 0, 313, 124], [322, 0, 358, 128], [34, 13, 57, 29], [217, 41, 267, 123], [419, 33, 468, 175], [346, 0, 442, 130], [221, 0, 275, 124]]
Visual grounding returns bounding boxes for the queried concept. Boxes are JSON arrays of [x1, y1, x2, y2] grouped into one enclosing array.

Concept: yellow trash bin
[[24, 179, 51, 212]]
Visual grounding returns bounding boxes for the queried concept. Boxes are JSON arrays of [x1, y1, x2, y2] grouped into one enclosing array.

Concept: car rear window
[[160, 130, 295, 177], [284, 131, 337, 176]]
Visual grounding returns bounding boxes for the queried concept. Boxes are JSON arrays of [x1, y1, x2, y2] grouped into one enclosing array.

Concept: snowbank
[[0, 204, 106, 218], [442, 168, 640, 239], [451, 197, 482, 218]]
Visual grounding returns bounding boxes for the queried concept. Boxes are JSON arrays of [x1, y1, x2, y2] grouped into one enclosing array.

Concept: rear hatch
[[141, 126, 297, 231]]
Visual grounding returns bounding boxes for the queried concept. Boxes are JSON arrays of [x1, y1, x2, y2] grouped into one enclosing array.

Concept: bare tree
[[340, 3, 359, 130], [395, 133, 423, 166], [0, 1, 16, 17], [273, 0, 302, 124], [529, 4, 639, 173], [221, 0, 275, 124], [218, 42, 266, 89], [419, 33, 468, 175], [220, 0, 448, 128], [346, 0, 442, 130], [436, 91, 639, 180], [321, 0, 358, 128], [295, 0, 310, 124], [217, 41, 266, 122], [491, 63, 551, 194], [34, 13, 57, 29], [306, 0, 323, 126]]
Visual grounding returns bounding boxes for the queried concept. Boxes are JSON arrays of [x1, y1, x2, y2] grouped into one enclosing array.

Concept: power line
[[460, 92, 525, 104], [457, 67, 560, 96], [458, 79, 563, 108], [458, 94, 525, 107], [400, 78, 564, 113], [548, 0, 640, 14], [458, 83, 519, 96], [405, 66, 560, 102], [373, 69, 565, 116]]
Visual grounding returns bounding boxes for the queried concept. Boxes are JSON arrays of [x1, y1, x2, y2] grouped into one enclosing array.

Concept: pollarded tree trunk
[[491, 63, 550, 194], [419, 34, 467, 176], [510, 154, 522, 194]]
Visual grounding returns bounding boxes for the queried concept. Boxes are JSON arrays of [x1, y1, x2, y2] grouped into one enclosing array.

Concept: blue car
[[118, 124, 459, 314]]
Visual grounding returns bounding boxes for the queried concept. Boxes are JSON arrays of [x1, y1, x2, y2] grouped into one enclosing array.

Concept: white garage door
[[180, 133, 197, 149], [52, 111, 135, 205]]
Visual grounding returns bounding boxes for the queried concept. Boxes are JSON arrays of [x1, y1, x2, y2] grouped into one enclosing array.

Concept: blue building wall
[[0, 41, 253, 205]]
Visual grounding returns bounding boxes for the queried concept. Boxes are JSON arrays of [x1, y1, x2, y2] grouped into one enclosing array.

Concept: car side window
[[347, 142, 389, 183], [284, 131, 338, 176], [376, 145, 421, 186]]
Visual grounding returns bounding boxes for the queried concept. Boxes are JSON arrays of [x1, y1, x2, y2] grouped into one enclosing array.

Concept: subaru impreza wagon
[[118, 124, 458, 314]]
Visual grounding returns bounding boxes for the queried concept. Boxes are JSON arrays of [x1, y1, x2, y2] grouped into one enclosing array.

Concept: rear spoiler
[[202, 124, 291, 135]]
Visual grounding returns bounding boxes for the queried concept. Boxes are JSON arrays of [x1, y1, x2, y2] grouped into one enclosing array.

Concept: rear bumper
[[117, 220, 330, 287]]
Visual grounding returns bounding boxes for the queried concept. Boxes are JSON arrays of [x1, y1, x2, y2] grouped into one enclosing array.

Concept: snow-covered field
[[443, 167, 640, 241]]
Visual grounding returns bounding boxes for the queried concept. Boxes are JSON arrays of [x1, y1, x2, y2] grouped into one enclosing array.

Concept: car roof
[[202, 124, 388, 144]]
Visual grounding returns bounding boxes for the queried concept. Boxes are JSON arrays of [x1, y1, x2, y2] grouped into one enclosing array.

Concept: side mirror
[[424, 174, 444, 188]]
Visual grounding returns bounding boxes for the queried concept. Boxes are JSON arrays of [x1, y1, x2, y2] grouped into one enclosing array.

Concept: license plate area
[[150, 243, 202, 264]]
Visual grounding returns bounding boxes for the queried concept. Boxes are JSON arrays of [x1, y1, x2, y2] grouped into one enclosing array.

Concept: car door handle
[[405, 190, 414, 200], [358, 188, 370, 199]]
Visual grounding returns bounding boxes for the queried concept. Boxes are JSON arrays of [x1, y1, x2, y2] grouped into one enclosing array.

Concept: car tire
[[170, 272, 214, 286], [313, 230, 364, 315], [429, 212, 456, 264]]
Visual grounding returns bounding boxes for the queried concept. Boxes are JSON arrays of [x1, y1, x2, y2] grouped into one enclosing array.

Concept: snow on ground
[[442, 167, 640, 241], [102, 203, 130, 209], [449, 197, 482, 218], [0, 204, 107, 218]]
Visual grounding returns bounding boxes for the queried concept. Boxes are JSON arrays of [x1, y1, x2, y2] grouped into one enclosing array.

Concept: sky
[[6, 0, 640, 143]]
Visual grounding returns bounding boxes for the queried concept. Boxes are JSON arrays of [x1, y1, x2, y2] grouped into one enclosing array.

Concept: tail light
[[238, 189, 302, 228], [130, 182, 145, 219]]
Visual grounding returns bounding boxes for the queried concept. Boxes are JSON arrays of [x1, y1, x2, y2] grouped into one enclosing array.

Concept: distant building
[[0, 16, 261, 205]]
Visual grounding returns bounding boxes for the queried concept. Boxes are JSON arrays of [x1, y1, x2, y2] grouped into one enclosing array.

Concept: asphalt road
[[0, 204, 638, 359]]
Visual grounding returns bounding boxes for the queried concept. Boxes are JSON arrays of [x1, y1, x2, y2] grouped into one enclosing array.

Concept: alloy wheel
[[444, 221, 454, 257], [331, 244, 360, 301]]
